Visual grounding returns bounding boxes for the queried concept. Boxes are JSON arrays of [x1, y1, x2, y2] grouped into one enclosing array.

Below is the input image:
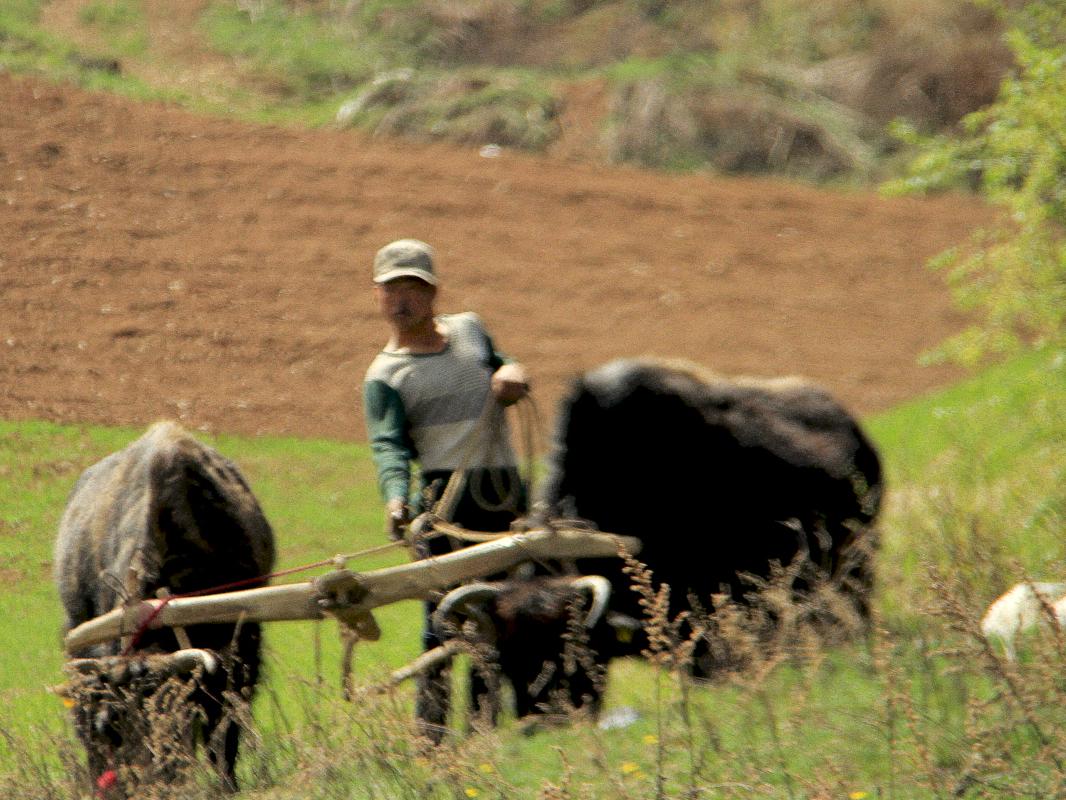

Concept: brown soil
[[0, 71, 999, 442]]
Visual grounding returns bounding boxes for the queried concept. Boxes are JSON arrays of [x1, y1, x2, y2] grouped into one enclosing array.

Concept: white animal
[[980, 581, 1066, 660]]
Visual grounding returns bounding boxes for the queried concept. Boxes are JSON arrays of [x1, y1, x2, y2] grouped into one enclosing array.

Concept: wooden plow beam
[[64, 526, 640, 655]]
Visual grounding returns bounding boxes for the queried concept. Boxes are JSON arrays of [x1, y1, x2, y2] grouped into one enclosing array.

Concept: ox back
[[54, 420, 276, 790], [540, 358, 883, 658]]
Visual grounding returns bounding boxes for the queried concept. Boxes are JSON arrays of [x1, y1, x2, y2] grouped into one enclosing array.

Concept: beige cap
[[373, 239, 438, 285]]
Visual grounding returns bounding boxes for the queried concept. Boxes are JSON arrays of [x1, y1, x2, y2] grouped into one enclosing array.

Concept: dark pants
[[414, 467, 526, 742]]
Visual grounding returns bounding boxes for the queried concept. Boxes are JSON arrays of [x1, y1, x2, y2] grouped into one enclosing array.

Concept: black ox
[[441, 358, 883, 720], [54, 421, 276, 793], [433, 575, 614, 723]]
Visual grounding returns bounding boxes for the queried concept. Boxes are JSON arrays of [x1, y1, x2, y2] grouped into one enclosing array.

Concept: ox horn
[[65, 657, 114, 676], [569, 575, 612, 629], [432, 582, 501, 639], [164, 648, 220, 676], [63, 648, 219, 679]]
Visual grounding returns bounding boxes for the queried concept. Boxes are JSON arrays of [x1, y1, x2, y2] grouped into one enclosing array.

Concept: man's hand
[[491, 362, 530, 406], [385, 497, 409, 541]]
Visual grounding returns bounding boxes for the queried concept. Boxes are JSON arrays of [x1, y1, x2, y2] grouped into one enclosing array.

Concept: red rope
[[116, 533, 420, 656], [120, 598, 174, 656], [119, 556, 346, 656]]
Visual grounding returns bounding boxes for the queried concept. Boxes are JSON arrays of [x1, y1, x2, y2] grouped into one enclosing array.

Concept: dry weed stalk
[[562, 593, 608, 705], [0, 728, 88, 800], [615, 545, 872, 798], [921, 564, 1066, 797], [537, 745, 600, 800]]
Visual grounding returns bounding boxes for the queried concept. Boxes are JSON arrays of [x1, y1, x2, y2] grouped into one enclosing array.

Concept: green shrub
[[885, 1, 1066, 364]]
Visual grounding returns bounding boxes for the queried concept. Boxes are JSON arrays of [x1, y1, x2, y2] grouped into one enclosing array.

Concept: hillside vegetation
[[2, 0, 1012, 182]]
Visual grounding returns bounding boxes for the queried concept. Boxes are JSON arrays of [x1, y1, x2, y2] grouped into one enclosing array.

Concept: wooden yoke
[[64, 526, 641, 655]]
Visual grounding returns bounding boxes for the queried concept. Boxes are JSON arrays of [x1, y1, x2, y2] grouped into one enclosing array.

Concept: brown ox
[[54, 421, 275, 793]]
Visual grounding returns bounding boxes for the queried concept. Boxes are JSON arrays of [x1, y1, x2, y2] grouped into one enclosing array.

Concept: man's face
[[375, 277, 436, 331]]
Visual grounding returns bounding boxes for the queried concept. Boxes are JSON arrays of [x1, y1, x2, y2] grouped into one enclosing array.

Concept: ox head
[[57, 649, 221, 793], [433, 575, 612, 642], [433, 575, 614, 720]]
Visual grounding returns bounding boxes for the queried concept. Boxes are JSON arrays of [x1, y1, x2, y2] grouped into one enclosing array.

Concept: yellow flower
[[61, 697, 76, 709], [849, 792, 869, 800], [478, 763, 494, 774], [642, 734, 658, 746], [464, 788, 480, 798], [621, 761, 640, 775]]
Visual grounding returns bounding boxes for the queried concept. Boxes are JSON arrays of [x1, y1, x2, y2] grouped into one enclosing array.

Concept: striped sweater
[[363, 312, 518, 504]]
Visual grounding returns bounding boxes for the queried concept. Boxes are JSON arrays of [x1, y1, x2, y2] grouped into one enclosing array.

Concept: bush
[[884, 1, 1066, 365]]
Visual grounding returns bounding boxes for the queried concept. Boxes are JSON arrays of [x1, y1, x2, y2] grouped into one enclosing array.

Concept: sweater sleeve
[[468, 313, 512, 370], [363, 378, 412, 504], [483, 330, 512, 371]]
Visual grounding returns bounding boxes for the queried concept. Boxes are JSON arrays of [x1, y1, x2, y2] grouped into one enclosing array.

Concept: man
[[362, 238, 529, 740]]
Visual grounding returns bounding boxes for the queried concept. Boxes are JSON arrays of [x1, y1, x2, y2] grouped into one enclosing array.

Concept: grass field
[[1, 347, 1063, 797]]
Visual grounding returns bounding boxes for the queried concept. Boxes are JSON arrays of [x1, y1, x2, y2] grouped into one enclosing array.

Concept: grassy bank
[[1, 347, 1062, 796], [0, 0, 1012, 183]]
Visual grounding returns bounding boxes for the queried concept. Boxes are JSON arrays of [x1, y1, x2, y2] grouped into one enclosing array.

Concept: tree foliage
[[884, 1, 1066, 365]]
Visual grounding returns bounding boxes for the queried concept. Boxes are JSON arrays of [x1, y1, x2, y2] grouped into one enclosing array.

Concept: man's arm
[[491, 362, 530, 406], [363, 379, 413, 538], [481, 324, 530, 406]]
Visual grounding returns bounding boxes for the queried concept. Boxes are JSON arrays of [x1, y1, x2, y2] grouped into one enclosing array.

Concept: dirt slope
[[0, 72, 997, 442]]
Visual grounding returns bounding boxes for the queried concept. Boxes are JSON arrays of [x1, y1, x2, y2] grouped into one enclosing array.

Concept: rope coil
[[430, 392, 543, 557]]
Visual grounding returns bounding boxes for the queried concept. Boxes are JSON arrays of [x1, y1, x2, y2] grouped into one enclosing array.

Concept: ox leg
[[206, 719, 241, 793], [199, 682, 241, 794], [467, 659, 501, 731], [81, 734, 112, 791], [415, 600, 452, 744], [836, 528, 877, 624], [415, 667, 451, 744], [202, 630, 259, 793]]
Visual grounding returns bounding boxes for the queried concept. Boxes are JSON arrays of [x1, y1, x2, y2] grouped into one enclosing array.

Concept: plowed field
[[0, 72, 997, 441]]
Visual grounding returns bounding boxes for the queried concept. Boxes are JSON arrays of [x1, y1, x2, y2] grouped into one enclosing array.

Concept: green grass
[[867, 347, 1066, 630], [78, 0, 146, 57], [868, 348, 1064, 481], [0, 0, 337, 123], [1, 347, 1063, 796], [0, 0, 184, 107], [199, 1, 379, 100]]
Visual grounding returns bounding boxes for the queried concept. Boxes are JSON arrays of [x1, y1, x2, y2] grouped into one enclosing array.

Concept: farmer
[[362, 238, 530, 740]]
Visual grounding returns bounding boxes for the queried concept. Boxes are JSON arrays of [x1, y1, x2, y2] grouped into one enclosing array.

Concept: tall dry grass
[[12, 538, 1065, 799], [7, 495, 1064, 796]]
